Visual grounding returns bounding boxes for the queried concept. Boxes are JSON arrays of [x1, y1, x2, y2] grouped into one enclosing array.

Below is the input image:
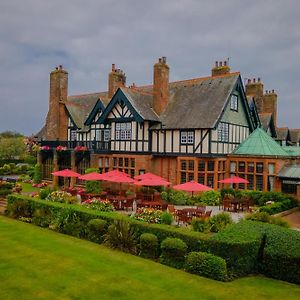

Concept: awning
[[278, 165, 300, 180]]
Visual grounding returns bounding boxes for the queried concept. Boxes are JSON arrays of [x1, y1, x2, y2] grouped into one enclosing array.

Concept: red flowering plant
[[40, 145, 50, 150], [74, 146, 88, 152], [56, 145, 68, 151]]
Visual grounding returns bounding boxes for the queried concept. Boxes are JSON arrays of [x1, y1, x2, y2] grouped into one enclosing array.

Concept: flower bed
[[82, 198, 114, 212]]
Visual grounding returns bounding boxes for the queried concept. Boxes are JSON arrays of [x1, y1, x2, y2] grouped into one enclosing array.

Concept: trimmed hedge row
[[6, 194, 208, 251], [6, 194, 300, 283], [207, 221, 300, 283]]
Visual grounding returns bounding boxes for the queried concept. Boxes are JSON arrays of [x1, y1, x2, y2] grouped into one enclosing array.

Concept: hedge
[[185, 251, 227, 281], [6, 194, 208, 251]]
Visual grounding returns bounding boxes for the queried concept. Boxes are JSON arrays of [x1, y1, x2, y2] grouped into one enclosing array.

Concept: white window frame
[[181, 131, 194, 144], [217, 123, 229, 142], [70, 130, 77, 141], [115, 122, 131, 140], [230, 94, 238, 111], [104, 130, 110, 142]]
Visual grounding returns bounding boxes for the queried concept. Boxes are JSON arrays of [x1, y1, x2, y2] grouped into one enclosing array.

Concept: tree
[[0, 137, 27, 160]]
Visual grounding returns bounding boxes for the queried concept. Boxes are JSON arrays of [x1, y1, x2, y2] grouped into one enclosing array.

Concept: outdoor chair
[[204, 210, 212, 218], [167, 205, 176, 215]]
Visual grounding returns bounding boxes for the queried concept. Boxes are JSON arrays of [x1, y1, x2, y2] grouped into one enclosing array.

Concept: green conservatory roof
[[233, 127, 288, 157], [282, 146, 300, 157]]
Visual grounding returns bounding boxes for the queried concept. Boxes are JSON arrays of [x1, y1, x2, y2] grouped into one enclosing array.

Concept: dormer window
[[230, 94, 238, 111], [181, 131, 194, 144]]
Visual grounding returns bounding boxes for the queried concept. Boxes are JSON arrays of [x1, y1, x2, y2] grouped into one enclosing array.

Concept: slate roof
[[233, 127, 288, 157], [278, 165, 300, 179], [276, 127, 289, 141], [121, 88, 159, 121], [289, 129, 300, 145], [158, 73, 240, 129], [66, 92, 110, 130]]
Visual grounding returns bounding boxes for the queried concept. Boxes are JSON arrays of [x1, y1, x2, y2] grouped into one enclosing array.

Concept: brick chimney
[[211, 60, 230, 76], [45, 65, 68, 140], [245, 78, 264, 112], [153, 56, 169, 115], [108, 64, 126, 98], [263, 89, 278, 127]]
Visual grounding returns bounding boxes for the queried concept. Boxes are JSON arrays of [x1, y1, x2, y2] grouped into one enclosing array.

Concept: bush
[[104, 218, 137, 254], [261, 225, 300, 284], [85, 181, 102, 194], [139, 233, 158, 259], [160, 237, 187, 269], [133, 208, 165, 224], [86, 218, 107, 243], [33, 164, 42, 184], [161, 212, 173, 225], [39, 188, 52, 200], [194, 191, 221, 206], [208, 213, 233, 233], [161, 189, 190, 205], [185, 251, 227, 281], [191, 218, 210, 233], [32, 208, 53, 228], [24, 155, 37, 165], [2, 164, 11, 175], [245, 212, 289, 228]]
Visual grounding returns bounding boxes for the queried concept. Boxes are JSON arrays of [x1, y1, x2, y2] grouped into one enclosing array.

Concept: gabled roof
[[158, 73, 241, 129], [276, 127, 290, 141], [289, 129, 300, 145], [278, 165, 300, 180], [121, 88, 160, 121], [233, 127, 288, 157], [259, 113, 276, 138], [65, 92, 110, 130]]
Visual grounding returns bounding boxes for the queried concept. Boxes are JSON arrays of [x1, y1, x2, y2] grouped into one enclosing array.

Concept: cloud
[[0, 0, 300, 134]]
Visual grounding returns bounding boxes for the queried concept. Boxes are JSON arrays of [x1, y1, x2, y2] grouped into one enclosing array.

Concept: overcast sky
[[0, 0, 299, 136]]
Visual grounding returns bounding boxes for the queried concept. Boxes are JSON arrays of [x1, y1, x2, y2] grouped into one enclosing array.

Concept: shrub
[[261, 225, 300, 284], [85, 181, 102, 194], [191, 218, 210, 233], [32, 208, 53, 228], [161, 212, 173, 225], [161, 189, 190, 205], [2, 164, 11, 175], [195, 191, 221, 206], [39, 188, 52, 200], [24, 155, 37, 165], [47, 191, 77, 204], [104, 218, 137, 254], [139, 233, 158, 259], [245, 212, 289, 228], [208, 213, 233, 233], [160, 237, 187, 269], [185, 251, 227, 281], [86, 218, 107, 243], [33, 164, 42, 184]]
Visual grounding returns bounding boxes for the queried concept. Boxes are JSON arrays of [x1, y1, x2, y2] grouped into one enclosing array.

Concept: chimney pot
[[248, 79, 251, 84], [253, 78, 256, 83], [112, 64, 115, 71], [224, 61, 227, 66], [215, 61, 218, 67], [258, 77, 261, 82], [55, 67, 58, 70], [158, 58, 162, 63], [219, 61, 223, 67], [59, 65, 62, 70], [272, 89, 274, 93], [162, 56, 167, 63]]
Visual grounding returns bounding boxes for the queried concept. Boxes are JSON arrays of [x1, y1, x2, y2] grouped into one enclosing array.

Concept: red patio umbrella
[[173, 181, 212, 196], [218, 176, 249, 184], [104, 175, 136, 184], [78, 172, 105, 181], [134, 172, 167, 181], [101, 170, 130, 178], [134, 178, 170, 186], [52, 169, 81, 178]]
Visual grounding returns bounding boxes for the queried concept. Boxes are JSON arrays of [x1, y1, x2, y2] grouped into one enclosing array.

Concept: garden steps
[[0, 198, 7, 214]]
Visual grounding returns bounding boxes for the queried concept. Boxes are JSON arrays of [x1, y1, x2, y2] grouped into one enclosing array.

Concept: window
[[207, 161, 215, 171], [112, 157, 136, 177], [256, 163, 263, 173], [198, 161, 205, 171], [268, 163, 275, 174], [104, 130, 110, 142], [230, 162, 236, 172], [115, 122, 131, 140], [95, 130, 100, 141], [181, 131, 194, 144], [217, 123, 229, 142], [230, 94, 238, 111], [70, 130, 77, 141]]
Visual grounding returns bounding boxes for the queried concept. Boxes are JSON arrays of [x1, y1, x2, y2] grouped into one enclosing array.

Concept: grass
[[20, 182, 41, 193], [0, 216, 299, 300]]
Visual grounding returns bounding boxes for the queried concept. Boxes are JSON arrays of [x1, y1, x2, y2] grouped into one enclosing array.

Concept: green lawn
[[0, 216, 299, 300], [20, 182, 41, 193]]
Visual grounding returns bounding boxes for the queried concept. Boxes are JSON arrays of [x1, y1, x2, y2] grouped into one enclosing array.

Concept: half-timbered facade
[[37, 58, 300, 196]]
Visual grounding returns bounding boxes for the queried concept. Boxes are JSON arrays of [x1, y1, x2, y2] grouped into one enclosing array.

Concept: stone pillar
[[70, 151, 76, 188], [52, 150, 59, 187]]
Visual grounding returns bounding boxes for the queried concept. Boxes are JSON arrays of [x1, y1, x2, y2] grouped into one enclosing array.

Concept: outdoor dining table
[[138, 200, 165, 209]]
